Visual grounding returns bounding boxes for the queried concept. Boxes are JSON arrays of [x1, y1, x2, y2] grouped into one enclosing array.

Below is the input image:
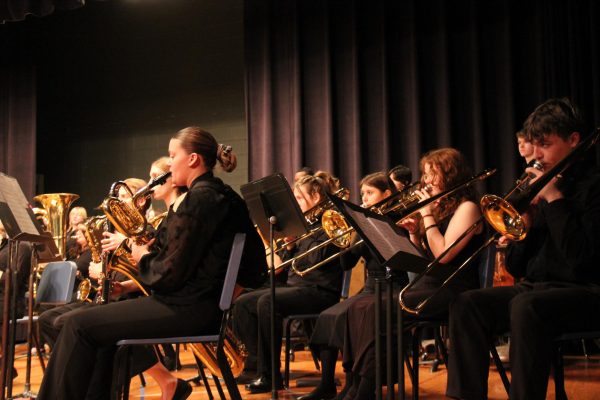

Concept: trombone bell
[[480, 194, 527, 241], [321, 209, 352, 248]]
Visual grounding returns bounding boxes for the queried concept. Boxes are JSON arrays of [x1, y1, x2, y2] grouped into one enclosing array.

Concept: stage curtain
[[0, 0, 86, 23], [0, 65, 37, 199], [244, 0, 600, 198]]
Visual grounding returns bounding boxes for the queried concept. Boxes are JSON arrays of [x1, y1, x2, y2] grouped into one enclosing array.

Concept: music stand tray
[[328, 195, 429, 274]]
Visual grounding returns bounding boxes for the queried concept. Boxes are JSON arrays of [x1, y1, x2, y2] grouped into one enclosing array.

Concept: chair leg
[[212, 373, 227, 400], [284, 318, 293, 388], [138, 372, 146, 387], [191, 354, 214, 400], [553, 344, 568, 400], [32, 326, 46, 371], [217, 347, 242, 400], [412, 329, 420, 400], [490, 344, 510, 395]]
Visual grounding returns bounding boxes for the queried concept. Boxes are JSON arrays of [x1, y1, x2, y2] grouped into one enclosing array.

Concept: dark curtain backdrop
[[245, 0, 600, 200], [0, 0, 84, 23], [0, 65, 36, 199]]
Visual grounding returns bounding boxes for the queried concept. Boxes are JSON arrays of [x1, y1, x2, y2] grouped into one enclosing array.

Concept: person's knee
[[256, 294, 272, 316], [449, 290, 479, 324], [510, 293, 543, 331]]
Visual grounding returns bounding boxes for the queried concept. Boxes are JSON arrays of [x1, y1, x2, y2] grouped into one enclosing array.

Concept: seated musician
[[36, 127, 267, 400], [40, 161, 194, 400], [341, 148, 483, 400], [298, 171, 409, 400], [446, 98, 600, 400], [65, 206, 88, 260], [38, 177, 149, 349], [388, 164, 412, 191], [233, 171, 345, 394]]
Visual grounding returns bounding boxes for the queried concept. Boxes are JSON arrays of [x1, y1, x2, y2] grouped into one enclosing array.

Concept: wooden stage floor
[[8, 343, 600, 399]]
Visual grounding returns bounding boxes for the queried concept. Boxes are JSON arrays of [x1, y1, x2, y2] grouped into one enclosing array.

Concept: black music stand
[[0, 173, 60, 400], [328, 195, 430, 400], [241, 173, 308, 399]]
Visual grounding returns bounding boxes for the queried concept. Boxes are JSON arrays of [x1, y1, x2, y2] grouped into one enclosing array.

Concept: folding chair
[[112, 233, 246, 400], [283, 268, 352, 388], [17, 260, 77, 370]]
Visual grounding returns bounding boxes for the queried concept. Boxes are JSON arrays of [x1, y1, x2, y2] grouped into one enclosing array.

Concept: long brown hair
[[173, 127, 237, 172], [419, 148, 475, 223]]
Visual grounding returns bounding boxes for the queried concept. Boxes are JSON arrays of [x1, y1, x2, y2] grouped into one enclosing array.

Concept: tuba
[[189, 332, 247, 378], [33, 193, 79, 259]]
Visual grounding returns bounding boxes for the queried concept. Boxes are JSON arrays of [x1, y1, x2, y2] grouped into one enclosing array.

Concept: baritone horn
[[400, 128, 600, 315], [33, 193, 80, 259]]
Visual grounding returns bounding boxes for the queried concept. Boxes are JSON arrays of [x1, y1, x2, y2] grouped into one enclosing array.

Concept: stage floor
[[7, 343, 600, 399]]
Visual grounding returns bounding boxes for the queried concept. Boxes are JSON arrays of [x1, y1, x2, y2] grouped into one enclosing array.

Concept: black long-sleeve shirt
[[506, 163, 600, 285], [138, 172, 267, 305], [281, 227, 343, 296]]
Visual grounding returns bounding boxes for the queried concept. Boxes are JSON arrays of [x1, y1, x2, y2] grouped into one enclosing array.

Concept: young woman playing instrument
[[37, 127, 266, 400], [341, 148, 484, 400], [298, 171, 409, 400]]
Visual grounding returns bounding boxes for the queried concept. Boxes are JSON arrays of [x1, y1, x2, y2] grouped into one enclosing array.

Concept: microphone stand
[[268, 216, 278, 400]]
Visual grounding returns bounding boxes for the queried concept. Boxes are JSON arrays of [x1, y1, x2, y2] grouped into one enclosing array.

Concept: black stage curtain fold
[[0, 64, 36, 199], [245, 0, 600, 200], [0, 0, 85, 23]]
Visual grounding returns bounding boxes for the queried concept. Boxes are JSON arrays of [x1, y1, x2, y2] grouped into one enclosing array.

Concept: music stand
[[0, 173, 60, 400], [328, 195, 431, 400], [241, 173, 308, 399]]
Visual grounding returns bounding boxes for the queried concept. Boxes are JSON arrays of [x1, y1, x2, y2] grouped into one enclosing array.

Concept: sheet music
[[0, 173, 40, 238], [345, 206, 421, 260]]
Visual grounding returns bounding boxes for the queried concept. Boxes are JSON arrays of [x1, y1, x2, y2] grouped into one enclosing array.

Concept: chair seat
[[117, 335, 220, 346]]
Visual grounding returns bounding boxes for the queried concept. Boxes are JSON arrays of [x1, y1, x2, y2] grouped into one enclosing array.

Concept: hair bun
[[217, 143, 237, 172]]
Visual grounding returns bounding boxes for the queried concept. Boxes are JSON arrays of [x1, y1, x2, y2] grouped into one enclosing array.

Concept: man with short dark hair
[[446, 98, 600, 400]]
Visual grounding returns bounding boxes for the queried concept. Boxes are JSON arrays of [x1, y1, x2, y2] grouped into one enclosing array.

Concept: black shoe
[[236, 369, 258, 384], [245, 375, 284, 393], [172, 378, 192, 400], [297, 387, 337, 400]]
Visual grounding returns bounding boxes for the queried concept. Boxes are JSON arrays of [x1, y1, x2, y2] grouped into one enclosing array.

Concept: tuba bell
[[189, 331, 247, 378], [33, 193, 80, 259]]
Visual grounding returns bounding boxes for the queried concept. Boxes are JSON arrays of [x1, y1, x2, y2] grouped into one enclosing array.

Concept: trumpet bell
[[321, 209, 352, 248], [480, 194, 527, 241]]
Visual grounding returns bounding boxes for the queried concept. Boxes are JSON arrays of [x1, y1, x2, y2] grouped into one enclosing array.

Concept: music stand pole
[[13, 247, 39, 399], [0, 240, 15, 400], [268, 216, 278, 400]]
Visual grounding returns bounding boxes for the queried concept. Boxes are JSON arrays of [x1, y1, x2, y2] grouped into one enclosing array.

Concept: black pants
[[37, 295, 220, 400], [446, 281, 600, 400], [232, 285, 338, 377]]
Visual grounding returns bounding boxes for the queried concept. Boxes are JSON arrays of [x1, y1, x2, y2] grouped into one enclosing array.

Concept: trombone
[[262, 187, 350, 259], [399, 128, 600, 315], [280, 169, 497, 277]]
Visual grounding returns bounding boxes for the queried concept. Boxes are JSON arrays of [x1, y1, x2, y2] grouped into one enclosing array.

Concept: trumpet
[[280, 170, 495, 277], [399, 128, 600, 315]]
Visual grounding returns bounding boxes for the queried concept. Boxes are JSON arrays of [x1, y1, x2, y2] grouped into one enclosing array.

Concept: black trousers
[[232, 285, 338, 377], [37, 295, 220, 400], [446, 281, 600, 400]]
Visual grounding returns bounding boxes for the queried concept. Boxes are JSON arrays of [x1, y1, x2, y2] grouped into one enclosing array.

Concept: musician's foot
[[245, 374, 283, 393], [236, 368, 258, 384], [172, 378, 192, 400]]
